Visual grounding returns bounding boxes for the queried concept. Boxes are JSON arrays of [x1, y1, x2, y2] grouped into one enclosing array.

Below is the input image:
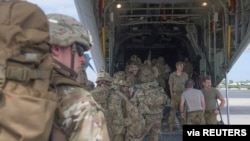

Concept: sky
[[27, 0, 250, 82]]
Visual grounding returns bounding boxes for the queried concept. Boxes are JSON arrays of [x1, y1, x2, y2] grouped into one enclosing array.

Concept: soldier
[[125, 55, 142, 75], [0, 1, 57, 141], [130, 54, 142, 67], [134, 61, 167, 141], [48, 13, 110, 141], [113, 71, 126, 86], [154, 56, 171, 90], [183, 57, 193, 78], [168, 61, 188, 132], [91, 70, 113, 136], [126, 64, 139, 87], [201, 76, 225, 125], [115, 80, 145, 141], [180, 79, 205, 125], [108, 79, 126, 141]]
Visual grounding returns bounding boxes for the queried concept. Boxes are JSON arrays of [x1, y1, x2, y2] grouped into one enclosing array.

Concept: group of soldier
[[79, 49, 226, 140], [85, 51, 226, 141], [168, 60, 226, 133], [86, 55, 171, 141]]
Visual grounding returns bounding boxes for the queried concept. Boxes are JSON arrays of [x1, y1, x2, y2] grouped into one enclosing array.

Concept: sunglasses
[[75, 43, 86, 56]]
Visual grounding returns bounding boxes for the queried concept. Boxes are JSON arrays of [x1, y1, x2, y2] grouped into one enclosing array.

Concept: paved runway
[[145, 90, 250, 141], [219, 90, 250, 125]]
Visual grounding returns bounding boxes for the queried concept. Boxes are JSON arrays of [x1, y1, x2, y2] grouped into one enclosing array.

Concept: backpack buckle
[[0, 65, 6, 88], [0, 65, 6, 97]]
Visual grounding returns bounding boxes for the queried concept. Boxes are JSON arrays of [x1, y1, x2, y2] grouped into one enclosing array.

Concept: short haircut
[[176, 61, 184, 66], [202, 76, 211, 82], [185, 79, 194, 88]]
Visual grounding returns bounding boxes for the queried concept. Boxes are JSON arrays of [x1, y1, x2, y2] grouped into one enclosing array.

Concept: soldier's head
[[185, 79, 194, 88], [47, 13, 93, 75], [137, 66, 155, 83], [118, 80, 130, 92], [130, 54, 142, 66], [113, 71, 126, 85], [128, 64, 139, 75], [175, 61, 184, 71], [96, 70, 112, 87], [202, 76, 212, 89], [158, 56, 165, 64]]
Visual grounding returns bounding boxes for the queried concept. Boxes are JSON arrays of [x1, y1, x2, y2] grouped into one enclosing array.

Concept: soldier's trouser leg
[[186, 111, 205, 125], [204, 110, 217, 125], [168, 95, 178, 132], [112, 134, 124, 141], [148, 120, 161, 141]]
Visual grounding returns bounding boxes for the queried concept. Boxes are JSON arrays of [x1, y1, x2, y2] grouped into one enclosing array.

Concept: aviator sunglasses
[[75, 43, 86, 56]]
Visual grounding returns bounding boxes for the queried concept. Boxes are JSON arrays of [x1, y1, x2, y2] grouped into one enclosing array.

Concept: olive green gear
[[47, 13, 93, 51]]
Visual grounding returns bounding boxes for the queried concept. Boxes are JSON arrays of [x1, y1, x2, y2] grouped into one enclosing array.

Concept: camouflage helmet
[[96, 70, 112, 83], [113, 71, 126, 84], [137, 66, 155, 83], [130, 55, 138, 62], [47, 13, 93, 51], [129, 64, 139, 72], [158, 56, 165, 63], [118, 80, 130, 87]]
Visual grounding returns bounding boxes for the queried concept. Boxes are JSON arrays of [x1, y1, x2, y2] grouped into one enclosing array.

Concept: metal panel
[[132, 0, 193, 3]]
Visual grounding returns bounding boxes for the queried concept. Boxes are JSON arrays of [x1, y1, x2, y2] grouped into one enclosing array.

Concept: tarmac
[[144, 90, 250, 141]]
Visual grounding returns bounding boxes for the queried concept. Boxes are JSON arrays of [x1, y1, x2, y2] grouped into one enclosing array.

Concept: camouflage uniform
[[113, 71, 126, 85], [115, 80, 146, 141], [183, 57, 193, 78], [91, 70, 113, 137], [126, 65, 139, 87], [76, 67, 94, 91], [108, 86, 126, 141], [48, 14, 110, 141], [125, 55, 142, 74], [168, 62, 188, 132], [133, 63, 167, 141], [100, 71, 125, 141], [154, 57, 171, 90], [186, 111, 205, 124]]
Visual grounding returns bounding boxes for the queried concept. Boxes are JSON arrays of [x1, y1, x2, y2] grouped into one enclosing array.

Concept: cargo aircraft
[[74, 0, 249, 87], [75, 0, 249, 137], [74, 0, 250, 139], [74, 0, 248, 139]]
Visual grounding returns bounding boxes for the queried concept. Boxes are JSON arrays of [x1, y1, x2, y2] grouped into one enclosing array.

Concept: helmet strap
[[71, 44, 77, 71]]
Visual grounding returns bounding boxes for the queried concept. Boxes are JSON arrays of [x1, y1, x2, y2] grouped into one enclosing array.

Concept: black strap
[[217, 101, 223, 122]]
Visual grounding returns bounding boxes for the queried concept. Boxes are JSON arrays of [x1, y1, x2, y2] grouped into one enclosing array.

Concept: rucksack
[[116, 91, 145, 139], [0, 1, 57, 141]]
